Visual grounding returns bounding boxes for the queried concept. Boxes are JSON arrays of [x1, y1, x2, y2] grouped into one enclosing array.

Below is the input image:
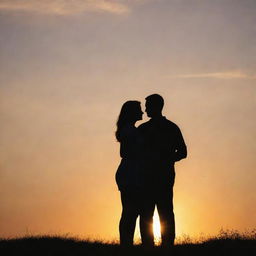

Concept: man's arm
[[174, 127, 187, 162]]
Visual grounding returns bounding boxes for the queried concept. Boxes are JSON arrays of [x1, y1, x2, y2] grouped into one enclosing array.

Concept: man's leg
[[157, 187, 175, 247], [139, 190, 155, 247], [119, 190, 139, 246]]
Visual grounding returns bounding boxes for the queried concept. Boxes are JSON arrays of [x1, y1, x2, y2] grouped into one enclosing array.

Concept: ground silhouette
[[1, 230, 255, 256]]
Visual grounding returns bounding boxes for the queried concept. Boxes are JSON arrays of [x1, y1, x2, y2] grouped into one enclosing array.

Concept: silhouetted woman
[[115, 101, 143, 246]]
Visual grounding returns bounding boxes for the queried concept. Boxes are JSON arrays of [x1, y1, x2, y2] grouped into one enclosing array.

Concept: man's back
[[138, 116, 187, 188]]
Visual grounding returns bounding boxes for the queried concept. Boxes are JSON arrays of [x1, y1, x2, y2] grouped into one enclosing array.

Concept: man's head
[[145, 94, 164, 118]]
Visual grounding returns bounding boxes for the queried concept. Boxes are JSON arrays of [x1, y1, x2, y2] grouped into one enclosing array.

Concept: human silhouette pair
[[115, 94, 187, 247]]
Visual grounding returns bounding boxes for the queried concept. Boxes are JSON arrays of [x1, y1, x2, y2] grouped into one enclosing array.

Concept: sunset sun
[[153, 210, 161, 244]]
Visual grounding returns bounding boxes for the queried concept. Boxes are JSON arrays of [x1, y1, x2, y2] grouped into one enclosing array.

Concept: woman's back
[[119, 125, 140, 159], [116, 125, 141, 191]]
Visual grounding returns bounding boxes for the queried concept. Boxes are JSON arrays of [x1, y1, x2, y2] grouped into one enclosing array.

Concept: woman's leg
[[119, 190, 139, 246]]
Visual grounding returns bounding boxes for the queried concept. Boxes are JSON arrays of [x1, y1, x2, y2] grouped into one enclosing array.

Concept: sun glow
[[153, 209, 161, 244]]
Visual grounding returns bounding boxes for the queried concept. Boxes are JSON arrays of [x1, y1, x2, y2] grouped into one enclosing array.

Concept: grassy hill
[[1, 230, 255, 256]]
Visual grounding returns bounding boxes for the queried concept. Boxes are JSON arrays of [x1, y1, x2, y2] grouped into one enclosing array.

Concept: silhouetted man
[[138, 94, 187, 247]]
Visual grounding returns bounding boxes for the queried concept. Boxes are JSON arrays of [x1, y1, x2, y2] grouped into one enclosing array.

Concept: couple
[[115, 94, 187, 247]]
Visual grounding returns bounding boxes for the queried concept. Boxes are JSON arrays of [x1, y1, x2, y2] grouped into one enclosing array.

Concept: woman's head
[[116, 101, 143, 141]]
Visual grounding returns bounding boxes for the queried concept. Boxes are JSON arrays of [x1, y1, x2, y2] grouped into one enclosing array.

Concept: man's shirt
[[138, 116, 187, 187]]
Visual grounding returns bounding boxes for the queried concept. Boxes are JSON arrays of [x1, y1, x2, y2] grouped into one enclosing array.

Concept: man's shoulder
[[162, 117, 181, 130], [166, 118, 179, 127]]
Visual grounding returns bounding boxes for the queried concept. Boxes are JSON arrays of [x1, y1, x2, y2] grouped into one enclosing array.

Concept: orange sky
[[0, 0, 256, 241]]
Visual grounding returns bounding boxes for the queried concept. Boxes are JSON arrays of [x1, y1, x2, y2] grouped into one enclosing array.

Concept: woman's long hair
[[115, 101, 141, 142]]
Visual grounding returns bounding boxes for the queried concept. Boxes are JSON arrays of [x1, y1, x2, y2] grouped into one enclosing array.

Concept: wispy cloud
[[0, 0, 130, 15], [172, 71, 256, 80]]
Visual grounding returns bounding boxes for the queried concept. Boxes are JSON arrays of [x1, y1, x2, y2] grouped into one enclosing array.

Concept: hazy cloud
[[173, 71, 256, 80], [0, 0, 130, 15]]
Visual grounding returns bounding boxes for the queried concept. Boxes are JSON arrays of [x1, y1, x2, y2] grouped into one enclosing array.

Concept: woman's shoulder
[[119, 125, 138, 140]]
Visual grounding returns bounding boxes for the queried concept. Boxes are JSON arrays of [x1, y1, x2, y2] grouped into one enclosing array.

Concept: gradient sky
[[0, 0, 255, 241]]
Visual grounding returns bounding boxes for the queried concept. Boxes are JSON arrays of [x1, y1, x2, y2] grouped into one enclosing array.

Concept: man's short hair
[[145, 94, 164, 110]]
